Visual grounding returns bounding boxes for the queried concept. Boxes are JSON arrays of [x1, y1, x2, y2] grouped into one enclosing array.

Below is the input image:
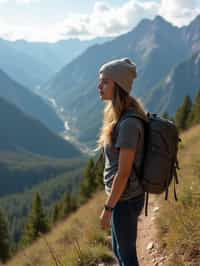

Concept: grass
[[5, 191, 114, 266], [156, 124, 200, 265]]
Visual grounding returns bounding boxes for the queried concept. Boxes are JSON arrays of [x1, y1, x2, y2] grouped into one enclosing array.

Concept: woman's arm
[[104, 147, 136, 208]]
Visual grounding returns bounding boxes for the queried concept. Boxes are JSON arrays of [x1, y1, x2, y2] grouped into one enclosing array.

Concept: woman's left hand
[[100, 208, 112, 230]]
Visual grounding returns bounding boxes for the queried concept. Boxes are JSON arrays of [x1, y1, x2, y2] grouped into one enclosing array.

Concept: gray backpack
[[125, 112, 180, 216]]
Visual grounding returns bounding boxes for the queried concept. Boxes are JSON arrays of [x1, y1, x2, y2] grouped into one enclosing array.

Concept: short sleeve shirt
[[103, 110, 145, 201]]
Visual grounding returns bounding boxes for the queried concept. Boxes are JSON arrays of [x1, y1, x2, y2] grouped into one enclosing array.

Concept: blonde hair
[[96, 83, 146, 150]]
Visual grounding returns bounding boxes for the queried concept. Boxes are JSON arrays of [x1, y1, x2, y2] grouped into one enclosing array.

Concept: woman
[[97, 58, 147, 266]]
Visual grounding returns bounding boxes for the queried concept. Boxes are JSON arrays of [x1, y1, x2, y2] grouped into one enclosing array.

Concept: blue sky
[[0, 0, 199, 42]]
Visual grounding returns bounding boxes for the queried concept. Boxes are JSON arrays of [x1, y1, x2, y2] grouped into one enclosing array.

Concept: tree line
[[0, 155, 104, 263], [175, 90, 200, 131]]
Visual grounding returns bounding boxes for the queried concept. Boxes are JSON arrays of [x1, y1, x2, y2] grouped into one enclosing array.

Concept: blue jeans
[[111, 194, 145, 266]]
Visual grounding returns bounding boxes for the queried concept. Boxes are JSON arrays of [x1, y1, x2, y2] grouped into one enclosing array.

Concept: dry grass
[[156, 124, 200, 265], [5, 191, 114, 266]]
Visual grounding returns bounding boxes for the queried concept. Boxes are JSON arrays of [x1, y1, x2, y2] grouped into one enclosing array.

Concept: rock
[[146, 241, 154, 251], [153, 206, 159, 213], [158, 256, 166, 263]]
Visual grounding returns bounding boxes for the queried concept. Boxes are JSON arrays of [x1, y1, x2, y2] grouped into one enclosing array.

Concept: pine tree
[[52, 204, 60, 224], [22, 193, 49, 246], [187, 89, 200, 127], [175, 95, 192, 130], [61, 192, 77, 219], [79, 159, 97, 203], [0, 209, 10, 263], [94, 152, 104, 189]]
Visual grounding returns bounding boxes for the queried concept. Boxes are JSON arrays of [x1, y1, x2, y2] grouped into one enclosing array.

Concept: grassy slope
[[156, 124, 200, 265], [5, 124, 200, 266], [5, 191, 114, 266]]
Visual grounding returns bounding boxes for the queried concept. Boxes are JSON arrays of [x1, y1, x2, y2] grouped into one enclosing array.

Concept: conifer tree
[[22, 193, 49, 245], [79, 159, 97, 202], [94, 152, 104, 189], [61, 192, 77, 219], [175, 95, 192, 130], [0, 209, 10, 263], [52, 203, 60, 224], [187, 90, 200, 127]]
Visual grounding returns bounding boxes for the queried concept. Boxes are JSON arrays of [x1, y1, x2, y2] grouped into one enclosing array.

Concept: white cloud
[[59, 0, 160, 40], [159, 0, 200, 26], [0, 19, 59, 42]]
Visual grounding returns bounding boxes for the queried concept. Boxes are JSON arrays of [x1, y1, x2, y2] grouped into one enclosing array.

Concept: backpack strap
[[121, 112, 150, 216], [165, 157, 180, 201], [173, 158, 180, 201], [145, 192, 149, 216]]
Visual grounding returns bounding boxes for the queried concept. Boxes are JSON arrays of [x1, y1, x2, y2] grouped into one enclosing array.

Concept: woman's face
[[98, 73, 115, 101]]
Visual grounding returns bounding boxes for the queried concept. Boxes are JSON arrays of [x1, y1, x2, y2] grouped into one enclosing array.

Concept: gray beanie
[[99, 57, 137, 94]]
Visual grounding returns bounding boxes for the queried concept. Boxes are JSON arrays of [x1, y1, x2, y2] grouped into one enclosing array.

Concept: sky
[[0, 0, 200, 42]]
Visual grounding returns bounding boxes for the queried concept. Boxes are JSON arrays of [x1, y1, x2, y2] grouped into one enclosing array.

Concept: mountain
[[0, 96, 81, 158], [181, 14, 200, 54], [0, 38, 53, 89], [0, 150, 85, 197], [44, 16, 187, 100], [0, 68, 65, 133], [11, 37, 112, 76], [0, 37, 112, 90], [145, 51, 200, 115], [43, 15, 198, 147]]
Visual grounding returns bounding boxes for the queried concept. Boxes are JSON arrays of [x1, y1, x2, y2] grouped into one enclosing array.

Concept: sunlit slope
[[6, 191, 114, 266], [157, 124, 200, 265]]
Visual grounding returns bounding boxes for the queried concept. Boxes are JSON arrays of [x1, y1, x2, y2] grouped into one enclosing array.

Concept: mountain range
[[41, 15, 200, 148], [0, 96, 81, 158], [0, 68, 65, 133], [0, 37, 111, 90]]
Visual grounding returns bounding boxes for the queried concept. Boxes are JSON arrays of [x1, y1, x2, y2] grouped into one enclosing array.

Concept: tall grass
[[156, 125, 200, 265], [5, 191, 115, 266]]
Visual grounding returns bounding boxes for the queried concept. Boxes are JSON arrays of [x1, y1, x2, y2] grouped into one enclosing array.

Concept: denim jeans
[[111, 193, 145, 266]]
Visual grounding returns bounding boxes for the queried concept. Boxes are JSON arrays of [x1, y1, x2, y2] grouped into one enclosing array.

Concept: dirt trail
[[137, 196, 167, 266]]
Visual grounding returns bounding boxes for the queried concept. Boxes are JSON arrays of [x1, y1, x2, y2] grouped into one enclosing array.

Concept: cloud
[[59, 0, 200, 40], [0, 21, 59, 42], [159, 0, 200, 26], [59, 0, 159, 39]]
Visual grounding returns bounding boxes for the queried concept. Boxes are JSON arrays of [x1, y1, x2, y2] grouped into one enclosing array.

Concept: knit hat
[[99, 57, 137, 94]]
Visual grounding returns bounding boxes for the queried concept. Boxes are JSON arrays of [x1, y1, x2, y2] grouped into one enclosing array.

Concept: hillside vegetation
[[156, 124, 200, 265], [0, 97, 81, 158], [5, 191, 114, 266], [4, 125, 200, 266]]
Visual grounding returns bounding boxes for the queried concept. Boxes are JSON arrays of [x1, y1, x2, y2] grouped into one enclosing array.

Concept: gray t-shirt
[[103, 110, 145, 201]]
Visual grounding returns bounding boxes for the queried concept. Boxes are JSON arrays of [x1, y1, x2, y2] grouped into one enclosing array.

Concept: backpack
[[95, 112, 181, 216], [120, 112, 181, 216]]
